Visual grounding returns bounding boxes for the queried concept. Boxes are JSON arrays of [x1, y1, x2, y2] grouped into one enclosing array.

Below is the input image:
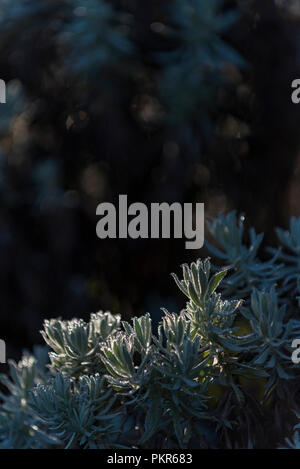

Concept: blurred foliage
[[158, 0, 244, 123]]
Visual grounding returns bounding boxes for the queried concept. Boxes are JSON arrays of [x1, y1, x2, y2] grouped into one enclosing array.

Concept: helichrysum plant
[[1, 212, 300, 449], [205, 211, 283, 301], [267, 216, 300, 295]]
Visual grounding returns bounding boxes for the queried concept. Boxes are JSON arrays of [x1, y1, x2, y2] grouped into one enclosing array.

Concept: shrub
[[1, 211, 300, 449]]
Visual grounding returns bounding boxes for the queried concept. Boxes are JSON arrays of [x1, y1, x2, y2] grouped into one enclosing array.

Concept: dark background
[[0, 0, 300, 359]]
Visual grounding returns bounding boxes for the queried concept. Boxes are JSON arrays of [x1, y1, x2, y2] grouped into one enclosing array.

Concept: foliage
[[0, 0, 300, 450], [0, 0, 252, 354], [158, 0, 243, 123], [241, 287, 300, 399], [268, 217, 300, 295], [62, 0, 135, 83], [1, 212, 300, 448], [0, 0, 241, 121], [0, 348, 57, 448], [283, 411, 300, 449], [205, 211, 283, 300], [0, 0, 298, 364], [41, 312, 121, 377]]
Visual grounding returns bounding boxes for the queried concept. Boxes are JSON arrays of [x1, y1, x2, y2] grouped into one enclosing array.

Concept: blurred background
[[0, 0, 300, 359]]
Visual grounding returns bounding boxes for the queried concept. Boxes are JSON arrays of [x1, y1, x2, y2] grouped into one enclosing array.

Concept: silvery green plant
[[268, 216, 300, 295], [0, 254, 299, 449], [172, 259, 268, 406], [100, 312, 214, 448], [206, 211, 283, 300], [285, 411, 300, 449], [30, 373, 123, 449], [0, 348, 56, 449], [42, 311, 120, 377], [285, 431, 300, 449], [240, 287, 300, 401]]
